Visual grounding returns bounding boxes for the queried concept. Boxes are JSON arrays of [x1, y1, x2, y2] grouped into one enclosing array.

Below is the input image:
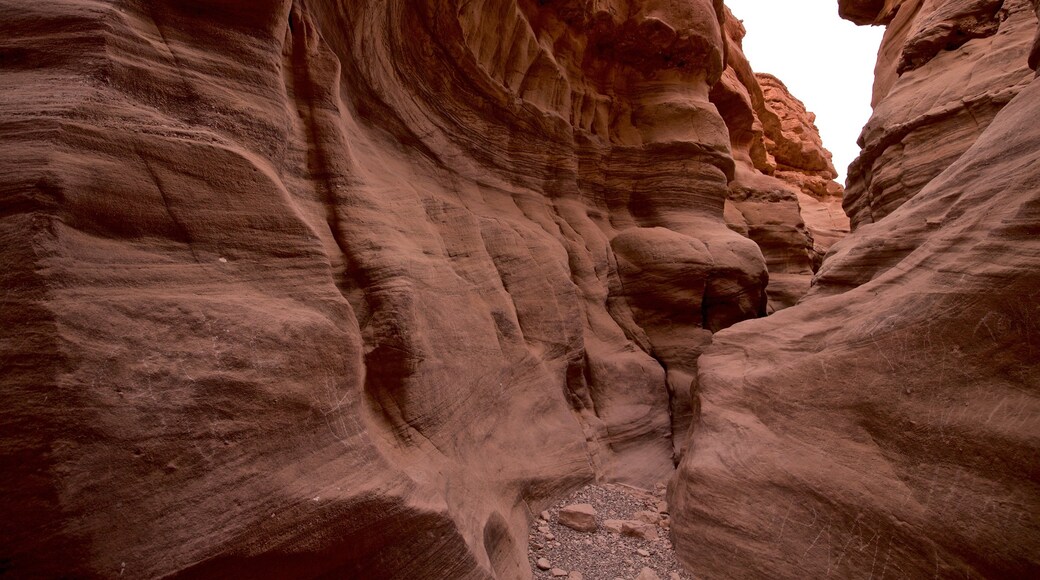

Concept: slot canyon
[[1, 0, 1037, 578]]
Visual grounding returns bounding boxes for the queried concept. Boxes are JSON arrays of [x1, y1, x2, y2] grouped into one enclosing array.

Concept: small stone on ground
[[558, 503, 598, 532], [528, 483, 692, 580]]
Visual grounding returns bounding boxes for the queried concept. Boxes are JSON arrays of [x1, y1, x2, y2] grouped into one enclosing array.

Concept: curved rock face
[[0, 0, 843, 577], [712, 11, 847, 311], [671, 2, 1040, 578], [844, 0, 1036, 229]]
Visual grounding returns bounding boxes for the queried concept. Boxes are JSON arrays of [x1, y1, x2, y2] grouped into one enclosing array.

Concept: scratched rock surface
[[670, 2, 1040, 578], [0, 0, 846, 577]]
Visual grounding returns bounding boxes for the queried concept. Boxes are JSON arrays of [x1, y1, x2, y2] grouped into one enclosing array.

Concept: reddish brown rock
[[620, 520, 660, 542], [896, 0, 1006, 74], [558, 504, 597, 533], [712, 8, 849, 312], [671, 2, 1040, 578], [839, 0, 890, 25], [756, 73, 842, 194], [842, 0, 1036, 228], [632, 510, 660, 525], [0, 0, 788, 578]]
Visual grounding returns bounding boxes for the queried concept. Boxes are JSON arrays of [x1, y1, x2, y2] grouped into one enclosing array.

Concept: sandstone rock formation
[[712, 9, 848, 311], [671, 1, 1040, 578], [0, 0, 840, 578], [845, 0, 1036, 228]]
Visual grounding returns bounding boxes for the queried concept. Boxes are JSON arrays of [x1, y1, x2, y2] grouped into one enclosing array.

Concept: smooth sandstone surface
[[671, 1, 1040, 578], [0, 1, 839, 578]]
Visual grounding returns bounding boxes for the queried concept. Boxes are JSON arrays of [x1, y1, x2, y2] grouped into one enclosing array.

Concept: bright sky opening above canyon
[[725, 0, 885, 185]]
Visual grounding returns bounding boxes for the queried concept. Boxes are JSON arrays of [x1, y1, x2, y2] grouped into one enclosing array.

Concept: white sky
[[724, 0, 885, 185]]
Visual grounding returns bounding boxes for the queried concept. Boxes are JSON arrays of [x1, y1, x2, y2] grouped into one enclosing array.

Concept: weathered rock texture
[[672, 1, 1040, 578], [712, 10, 848, 311], [0, 0, 839, 578], [845, 0, 1037, 228]]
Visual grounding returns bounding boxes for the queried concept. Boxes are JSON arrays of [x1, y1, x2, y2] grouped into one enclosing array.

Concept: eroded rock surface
[[712, 9, 848, 311], [0, 0, 840, 578], [844, 0, 1036, 229], [671, 1, 1040, 578]]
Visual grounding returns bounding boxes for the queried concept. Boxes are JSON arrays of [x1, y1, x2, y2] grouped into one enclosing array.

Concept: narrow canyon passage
[[0, 1, 1037, 579]]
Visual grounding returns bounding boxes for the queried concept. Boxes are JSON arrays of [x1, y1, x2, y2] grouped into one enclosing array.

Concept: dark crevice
[[288, 3, 353, 282]]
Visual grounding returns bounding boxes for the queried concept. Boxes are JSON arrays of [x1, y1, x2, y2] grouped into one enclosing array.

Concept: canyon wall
[[671, 0, 1040, 578], [844, 0, 1036, 228], [714, 11, 849, 311], [0, 1, 838, 578]]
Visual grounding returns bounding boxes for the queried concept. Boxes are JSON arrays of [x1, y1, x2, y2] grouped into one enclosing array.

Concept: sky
[[723, 0, 885, 185]]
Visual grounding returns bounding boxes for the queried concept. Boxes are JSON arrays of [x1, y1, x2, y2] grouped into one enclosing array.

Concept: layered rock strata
[[672, 1, 1040, 578], [0, 0, 841, 577], [712, 10, 848, 311], [844, 0, 1037, 229]]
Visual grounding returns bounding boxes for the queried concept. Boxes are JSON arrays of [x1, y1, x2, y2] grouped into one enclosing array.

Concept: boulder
[[632, 510, 660, 525]]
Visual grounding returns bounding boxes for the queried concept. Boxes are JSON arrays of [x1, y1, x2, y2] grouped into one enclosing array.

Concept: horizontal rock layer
[[843, 0, 1036, 229]]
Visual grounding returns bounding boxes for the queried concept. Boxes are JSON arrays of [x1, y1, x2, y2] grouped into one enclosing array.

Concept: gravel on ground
[[527, 482, 694, 580]]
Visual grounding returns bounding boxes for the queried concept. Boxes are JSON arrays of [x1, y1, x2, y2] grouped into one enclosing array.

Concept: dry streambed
[[528, 483, 694, 580]]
